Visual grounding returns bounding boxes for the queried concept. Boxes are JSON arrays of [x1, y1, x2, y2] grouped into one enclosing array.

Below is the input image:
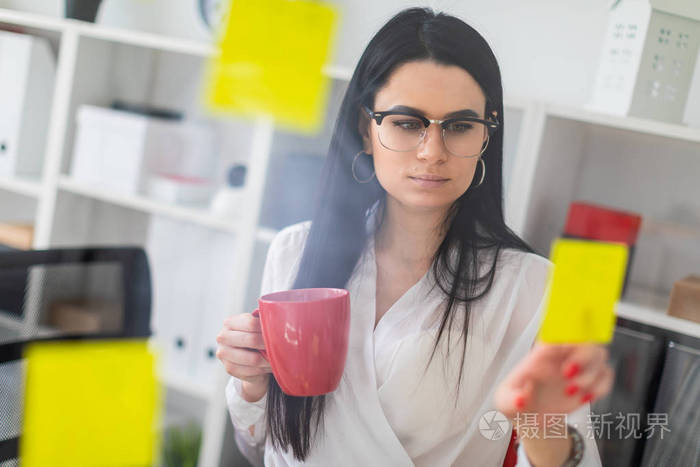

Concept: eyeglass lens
[[377, 115, 488, 157]]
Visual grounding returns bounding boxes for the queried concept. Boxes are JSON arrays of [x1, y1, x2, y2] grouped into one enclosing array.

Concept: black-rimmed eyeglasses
[[362, 105, 499, 158]]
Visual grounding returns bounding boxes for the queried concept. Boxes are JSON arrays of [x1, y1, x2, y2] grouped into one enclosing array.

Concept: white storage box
[[71, 105, 215, 195], [0, 31, 56, 179], [587, 0, 700, 124], [147, 173, 214, 205]]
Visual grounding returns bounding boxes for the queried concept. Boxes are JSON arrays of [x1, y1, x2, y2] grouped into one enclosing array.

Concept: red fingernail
[[565, 384, 579, 396], [581, 393, 594, 403], [565, 362, 580, 379], [515, 395, 525, 410]]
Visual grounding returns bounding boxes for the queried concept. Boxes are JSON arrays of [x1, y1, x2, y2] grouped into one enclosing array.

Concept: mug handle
[[251, 309, 269, 361]]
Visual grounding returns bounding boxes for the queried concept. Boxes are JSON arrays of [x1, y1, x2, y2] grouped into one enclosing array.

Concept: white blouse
[[225, 210, 603, 466]]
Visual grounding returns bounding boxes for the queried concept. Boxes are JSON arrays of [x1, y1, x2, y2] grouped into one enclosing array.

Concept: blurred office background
[[0, 1, 698, 466]]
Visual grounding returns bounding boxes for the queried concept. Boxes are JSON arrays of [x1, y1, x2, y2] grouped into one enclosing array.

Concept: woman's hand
[[216, 312, 272, 402], [493, 343, 614, 466], [494, 342, 614, 425]]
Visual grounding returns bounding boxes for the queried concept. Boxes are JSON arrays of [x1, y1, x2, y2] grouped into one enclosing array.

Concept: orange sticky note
[[538, 238, 628, 343], [205, 0, 339, 134], [21, 339, 162, 467]]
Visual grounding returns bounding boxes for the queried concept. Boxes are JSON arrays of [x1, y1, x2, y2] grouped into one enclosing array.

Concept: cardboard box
[[0, 223, 34, 250], [667, 275, 700, 323]]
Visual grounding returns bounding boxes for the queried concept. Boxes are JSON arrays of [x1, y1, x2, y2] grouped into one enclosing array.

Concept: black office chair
[[0, 247, 152, 464]]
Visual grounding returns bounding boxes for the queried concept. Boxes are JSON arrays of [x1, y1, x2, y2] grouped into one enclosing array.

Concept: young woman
[[217, 7, 611, 466]]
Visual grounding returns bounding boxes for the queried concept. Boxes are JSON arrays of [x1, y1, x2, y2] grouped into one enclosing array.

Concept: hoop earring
[[352, 150, 375, 184], [477, 133, 490, 157], [473, 158, 486, 188]]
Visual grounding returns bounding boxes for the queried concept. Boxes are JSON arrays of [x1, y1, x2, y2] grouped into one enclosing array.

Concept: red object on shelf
[[564, 202, 642, 245]]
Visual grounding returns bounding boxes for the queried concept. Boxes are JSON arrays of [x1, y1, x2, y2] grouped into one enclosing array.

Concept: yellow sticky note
[[538, 238, 628, 343], [21, 339, 162, 467], [205, 0, 338, 134]]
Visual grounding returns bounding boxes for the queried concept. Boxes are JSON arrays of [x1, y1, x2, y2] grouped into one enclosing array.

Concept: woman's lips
[[409, 176, 449, 188]]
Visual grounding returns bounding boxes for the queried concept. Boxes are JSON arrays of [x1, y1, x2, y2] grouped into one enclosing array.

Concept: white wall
[[0, 0, 613, 106], [329, 0, 612, 106]]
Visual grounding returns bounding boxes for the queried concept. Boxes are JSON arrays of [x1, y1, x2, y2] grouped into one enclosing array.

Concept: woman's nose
[[416, 124, 447, 162]]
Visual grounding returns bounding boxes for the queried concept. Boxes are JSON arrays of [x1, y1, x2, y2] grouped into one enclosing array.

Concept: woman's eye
[[446, 122, 474, 133], [393, 120, 422, 131]]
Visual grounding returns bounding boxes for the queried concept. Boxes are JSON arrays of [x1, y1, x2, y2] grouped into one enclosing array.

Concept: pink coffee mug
[[252, 288, 350, 396]]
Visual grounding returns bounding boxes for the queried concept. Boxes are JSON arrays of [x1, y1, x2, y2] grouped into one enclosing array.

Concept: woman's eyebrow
[[387, 105, 481, 119]]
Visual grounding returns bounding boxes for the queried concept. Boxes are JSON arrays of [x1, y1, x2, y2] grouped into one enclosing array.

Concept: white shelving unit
[[616, 301, 700, 340], [57, 176, 240, 234], [1, 7, 699, 467], [0, 8, 269, 467], [0, 175, 42, 198]]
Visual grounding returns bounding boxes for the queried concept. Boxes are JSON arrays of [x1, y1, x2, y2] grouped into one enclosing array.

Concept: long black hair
[[264, 7, 534, 460]]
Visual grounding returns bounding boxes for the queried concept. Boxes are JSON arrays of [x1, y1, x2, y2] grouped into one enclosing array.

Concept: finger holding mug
[[216, 312, 271, 402]]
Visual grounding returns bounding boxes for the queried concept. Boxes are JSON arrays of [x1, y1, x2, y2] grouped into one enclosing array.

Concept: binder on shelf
[[146, 215, 180, 380], [146, 215, 240, 396], [191, 229, 238, 388], [0, 30, 55, 179], [146, 216, 207, 391], [178, 222, 211, 384]]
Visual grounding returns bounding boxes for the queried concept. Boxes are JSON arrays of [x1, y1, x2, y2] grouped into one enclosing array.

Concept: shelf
[[0, 7, 355, 82], [0, 7, 66, 32], [616, 301, 700, 340], [545, 103, 700, 144], [77, 28, 353, 80], [58, 177, 240, 234], [0, 175, 42, 198], [75, 21, 216, 57], [0, 7, 213, 55]]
